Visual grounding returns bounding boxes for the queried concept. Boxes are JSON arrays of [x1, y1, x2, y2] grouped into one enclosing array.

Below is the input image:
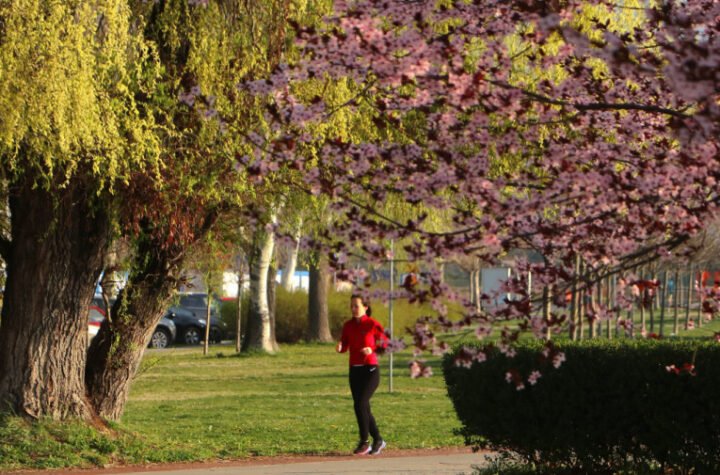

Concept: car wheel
[[149, 328, 171, 349], [183, 326, 202, 345]]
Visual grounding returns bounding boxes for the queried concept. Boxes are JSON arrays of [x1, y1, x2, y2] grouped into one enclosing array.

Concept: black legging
[[349, 365, 381, 442]]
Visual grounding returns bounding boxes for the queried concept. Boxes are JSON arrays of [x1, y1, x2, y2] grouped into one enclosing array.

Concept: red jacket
[[340, 315, 388, 366]]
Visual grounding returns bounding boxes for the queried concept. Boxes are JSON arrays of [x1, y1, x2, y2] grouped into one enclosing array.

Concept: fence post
[[659, 269, 668, 336], [672, 269, 679, 335]]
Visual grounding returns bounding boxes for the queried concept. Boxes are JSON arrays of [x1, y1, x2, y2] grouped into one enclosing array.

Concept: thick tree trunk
[[281, 220, 301, 291], [242, 224, 277, 353], [307, 252, 332, 342], [85, 239, 179, 421], [0, 181, 110, 420]]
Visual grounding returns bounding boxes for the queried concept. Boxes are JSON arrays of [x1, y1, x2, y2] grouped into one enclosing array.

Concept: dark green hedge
[[443, 339, 720, 473]]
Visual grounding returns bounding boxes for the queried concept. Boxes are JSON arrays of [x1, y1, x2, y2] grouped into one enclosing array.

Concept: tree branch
[[489, 80, 691, 119]]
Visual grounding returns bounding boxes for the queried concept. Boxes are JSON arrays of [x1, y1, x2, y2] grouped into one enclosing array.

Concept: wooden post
[[605, 276, 612, 339], [659, 269, 668, 337], [672, 269, 680, 335], [649, 269, 657, 333], [697, 269, 704, 328], [570, 255, 580, 341], [476, 262, 482, 312], [588, 289, 596, 339], [685, 266, 693, 330], [543, 285, 552, 340], [235, 267, 244, 354], [597, 279, 604, 338], [640, 289, 646, 335], [579, 287, 585, 341], [469, 270, 476, 308]]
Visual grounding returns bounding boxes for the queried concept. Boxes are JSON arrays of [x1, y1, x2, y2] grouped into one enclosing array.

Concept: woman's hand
[[361, 347, 373, 356], [336, 342, 343, 353]]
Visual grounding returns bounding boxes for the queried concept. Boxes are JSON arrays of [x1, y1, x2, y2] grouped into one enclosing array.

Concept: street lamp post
[[389, 239, 394, 393]]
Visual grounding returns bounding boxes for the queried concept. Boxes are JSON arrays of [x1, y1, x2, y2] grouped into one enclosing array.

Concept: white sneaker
[[370, 439, 386, 455]]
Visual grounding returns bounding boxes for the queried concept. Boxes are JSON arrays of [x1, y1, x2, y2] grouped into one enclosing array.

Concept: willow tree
[[0, 0, 158, 420]]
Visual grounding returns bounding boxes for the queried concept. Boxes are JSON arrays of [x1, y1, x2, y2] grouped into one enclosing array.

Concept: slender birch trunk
[[281, 219, 302, 291], [242, 219, 278, 353]]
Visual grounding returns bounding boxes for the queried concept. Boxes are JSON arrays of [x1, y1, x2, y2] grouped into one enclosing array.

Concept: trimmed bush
[[443, 339, 720, 473], [220, 286, 448, 344]]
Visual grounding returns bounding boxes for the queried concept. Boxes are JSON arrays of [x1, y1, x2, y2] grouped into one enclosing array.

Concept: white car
[[88, 304, 105, 340]]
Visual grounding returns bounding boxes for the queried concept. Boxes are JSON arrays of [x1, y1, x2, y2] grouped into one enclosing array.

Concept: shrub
[[220, 286, 447, 344], [443, 339, 720, 473]]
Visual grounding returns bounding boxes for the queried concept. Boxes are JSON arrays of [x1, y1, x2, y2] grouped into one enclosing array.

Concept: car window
[[180, 295, 207, 307]]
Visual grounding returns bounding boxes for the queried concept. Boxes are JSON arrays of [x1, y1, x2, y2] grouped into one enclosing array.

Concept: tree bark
[[267, 262, 280, 352], [281, 219, 301, 291], [0, 180, 110, 420], [203, 282, 213, 356], [242, 223, 277, 353], [85, 236, 180, 421], [235, 263, 244, 354], [307, 251, 332, 342]]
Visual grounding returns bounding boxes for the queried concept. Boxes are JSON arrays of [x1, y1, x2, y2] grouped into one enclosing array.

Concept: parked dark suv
[[167, 293, 227, 345]]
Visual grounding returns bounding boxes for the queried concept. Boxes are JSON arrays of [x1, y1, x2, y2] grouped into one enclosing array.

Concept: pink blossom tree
[[235, 0, 720, 380]]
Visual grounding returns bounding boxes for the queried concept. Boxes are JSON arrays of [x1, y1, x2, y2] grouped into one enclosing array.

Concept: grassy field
[[3, 305, 720, 471], [124, 344, 462, 455], [0, 343, 463, 470]]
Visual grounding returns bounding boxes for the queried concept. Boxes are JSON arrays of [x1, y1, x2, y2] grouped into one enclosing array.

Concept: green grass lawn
[[0, 343, 463, 470], [124, 344, 462, 456]]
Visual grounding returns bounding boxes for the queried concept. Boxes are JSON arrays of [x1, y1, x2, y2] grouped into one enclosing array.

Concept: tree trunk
[[242, 223, 277, 353], [268, 262, 280, 352], [203, 282, 213, 356], [0, 181, 110, 420], [281, 219, 301, 291], [235, 263, 244, 354], [85, 239, 180, 421], [308, 251, 332, 342]]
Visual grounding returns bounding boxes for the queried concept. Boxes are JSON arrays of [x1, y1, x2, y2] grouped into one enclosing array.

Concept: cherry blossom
[[233, 0, 720, 373]]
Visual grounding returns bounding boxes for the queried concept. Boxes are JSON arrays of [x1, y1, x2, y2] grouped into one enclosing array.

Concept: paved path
[[127, 453, 487, 475], [14, 449, 493, 475]]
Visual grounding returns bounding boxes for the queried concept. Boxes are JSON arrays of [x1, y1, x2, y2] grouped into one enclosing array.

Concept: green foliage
[[0, 0, 159, 188], [444, 339, 720, 473]]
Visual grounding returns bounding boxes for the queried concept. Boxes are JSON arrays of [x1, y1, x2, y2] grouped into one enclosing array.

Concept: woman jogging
[[336, 294, 388, 455]]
